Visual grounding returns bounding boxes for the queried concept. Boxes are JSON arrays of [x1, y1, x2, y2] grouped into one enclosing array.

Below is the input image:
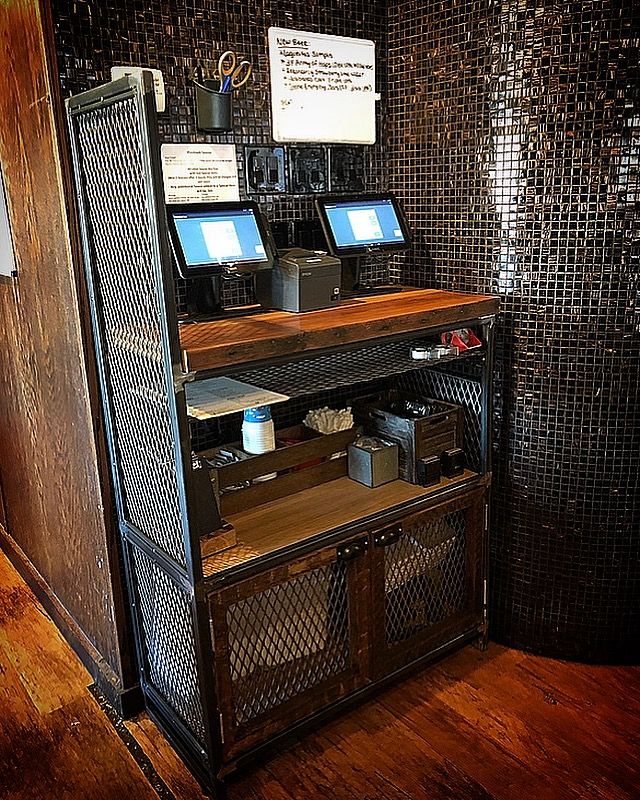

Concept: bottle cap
[[243, 405, 272, 423]]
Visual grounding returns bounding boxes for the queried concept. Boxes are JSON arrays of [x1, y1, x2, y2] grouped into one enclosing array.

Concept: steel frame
[[66, 72, 496, 797], [66, 73, 224, 796]]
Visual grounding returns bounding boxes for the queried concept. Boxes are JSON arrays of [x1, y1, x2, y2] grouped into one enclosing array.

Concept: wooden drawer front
[[371, 489, 485, 676], [209, 540, 370, 760]]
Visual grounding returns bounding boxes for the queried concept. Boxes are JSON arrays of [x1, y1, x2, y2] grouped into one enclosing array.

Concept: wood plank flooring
[[1, 547, 639, 800]]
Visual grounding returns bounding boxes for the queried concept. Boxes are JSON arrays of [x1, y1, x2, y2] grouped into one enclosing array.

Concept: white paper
[[268, 27, 376, 144], [185, 377, 289, 420], [0, 169, 16, 278], [161, 144, 240, 204], [110, 66, 166, 112]]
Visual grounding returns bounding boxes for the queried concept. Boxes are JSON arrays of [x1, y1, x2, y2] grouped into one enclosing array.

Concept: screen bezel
[[315, 193, 412, 257], [166, 200, 276, 279]]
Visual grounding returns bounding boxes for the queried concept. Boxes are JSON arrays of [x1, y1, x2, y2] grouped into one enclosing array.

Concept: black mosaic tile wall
[[52, 0, 390, 308], [388, 0, 640, 663], [54, 0, 640, 664]]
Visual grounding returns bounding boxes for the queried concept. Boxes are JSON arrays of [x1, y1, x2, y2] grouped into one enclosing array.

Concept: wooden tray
[[200, 425, 358, 515]]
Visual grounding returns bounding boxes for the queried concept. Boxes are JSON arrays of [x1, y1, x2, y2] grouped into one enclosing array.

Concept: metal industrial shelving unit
[[67, 73, 496, 796]]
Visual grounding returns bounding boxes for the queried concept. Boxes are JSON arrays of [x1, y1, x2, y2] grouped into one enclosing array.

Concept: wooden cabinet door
[[370, 489, 486, 677], [208, 537, 370, 761]]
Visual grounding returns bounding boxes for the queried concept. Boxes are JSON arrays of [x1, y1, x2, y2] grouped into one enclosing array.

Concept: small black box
[[441, 447, 465, 477], [417, 455, 441, 486], [255, 248, 341, 312]]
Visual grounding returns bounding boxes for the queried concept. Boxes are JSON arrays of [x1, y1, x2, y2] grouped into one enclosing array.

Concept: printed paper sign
[[161, 144, 240, 203]]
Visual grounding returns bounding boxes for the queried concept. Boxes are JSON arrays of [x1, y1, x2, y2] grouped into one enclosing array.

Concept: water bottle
[[242, 406, 276, 482], [242, 406, 276, 455]]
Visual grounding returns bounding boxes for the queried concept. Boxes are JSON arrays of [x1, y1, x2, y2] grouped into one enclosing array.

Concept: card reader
[[255, 248, 342, 312]]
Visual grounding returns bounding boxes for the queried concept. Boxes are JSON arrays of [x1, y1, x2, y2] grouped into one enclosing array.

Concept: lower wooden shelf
[[202, 470, 479, 579]]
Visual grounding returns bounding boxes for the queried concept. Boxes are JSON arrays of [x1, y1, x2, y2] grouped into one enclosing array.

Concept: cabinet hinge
[[483, 579, 488, 621], [484, 502, 489, 531], [219, 713, 225, 744]]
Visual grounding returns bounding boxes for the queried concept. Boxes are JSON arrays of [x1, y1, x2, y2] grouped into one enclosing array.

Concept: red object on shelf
[[277, 434, 324, 471], [441, 327, 482, 352]]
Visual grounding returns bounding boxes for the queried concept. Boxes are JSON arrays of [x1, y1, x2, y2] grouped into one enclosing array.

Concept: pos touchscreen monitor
[[166, 201, 276, 279], [315, 193, 411, 257]]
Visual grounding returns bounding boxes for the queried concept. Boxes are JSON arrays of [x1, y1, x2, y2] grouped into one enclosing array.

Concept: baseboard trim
[[0, 525, 144, 718]]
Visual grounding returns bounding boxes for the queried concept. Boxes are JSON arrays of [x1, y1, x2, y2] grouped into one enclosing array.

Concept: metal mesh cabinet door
[[370, 488, 487, 677], [208, 539, 370, 761], [67, 76, 192, 565], [66, 74, 221, 786]]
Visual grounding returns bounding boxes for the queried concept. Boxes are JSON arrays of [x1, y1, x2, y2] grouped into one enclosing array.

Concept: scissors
[[217, 50, 253, 93]]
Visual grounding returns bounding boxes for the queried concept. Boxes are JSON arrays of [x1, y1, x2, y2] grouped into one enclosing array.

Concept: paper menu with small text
[[161, 144, 240, 204]]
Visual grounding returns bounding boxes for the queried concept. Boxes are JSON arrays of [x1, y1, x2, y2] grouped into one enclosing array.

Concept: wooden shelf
[[202, 470, 480, 579], [179, 288, 499, 373]]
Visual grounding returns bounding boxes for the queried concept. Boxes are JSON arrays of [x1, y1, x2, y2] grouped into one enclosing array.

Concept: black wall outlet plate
[[245, 146, 286, 194], [288, 146, 328, 194], [329, 146, 366, 192]]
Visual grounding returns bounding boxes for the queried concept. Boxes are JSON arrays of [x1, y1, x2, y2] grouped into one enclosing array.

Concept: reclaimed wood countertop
[[179, 288, 499, 373]]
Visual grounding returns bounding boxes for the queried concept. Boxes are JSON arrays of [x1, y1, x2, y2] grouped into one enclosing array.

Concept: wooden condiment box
[[354, 391, 463, 484], [201, 424, 358, 515]]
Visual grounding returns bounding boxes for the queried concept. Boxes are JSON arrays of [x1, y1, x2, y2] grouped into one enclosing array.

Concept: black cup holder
[[194, 79, 232, 131]]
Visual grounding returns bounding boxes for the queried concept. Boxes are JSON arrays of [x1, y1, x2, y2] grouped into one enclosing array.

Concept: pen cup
[[194, 79, 232, 131]]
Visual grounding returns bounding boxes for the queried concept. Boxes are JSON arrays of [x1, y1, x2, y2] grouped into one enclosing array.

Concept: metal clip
[[173, 365, 196, 391]]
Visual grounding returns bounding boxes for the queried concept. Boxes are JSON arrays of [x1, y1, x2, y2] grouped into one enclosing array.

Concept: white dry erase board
[[268, 27, 376, 144]]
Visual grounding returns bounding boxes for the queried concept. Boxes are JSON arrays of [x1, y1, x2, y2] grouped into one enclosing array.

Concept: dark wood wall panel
[[0, 0, 126, 687]]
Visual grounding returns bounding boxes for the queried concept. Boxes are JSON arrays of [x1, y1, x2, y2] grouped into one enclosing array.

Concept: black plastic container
[[194, 80, 232, 131]]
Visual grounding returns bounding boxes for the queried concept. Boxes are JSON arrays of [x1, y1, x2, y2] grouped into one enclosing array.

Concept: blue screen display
[[324, 198, 406, 250], [172, 208, 268, 267]]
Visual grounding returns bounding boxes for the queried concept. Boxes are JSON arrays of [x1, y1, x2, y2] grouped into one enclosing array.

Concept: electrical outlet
[[110, 66, 165, 112], [288, 147, 328, 194], [244, 146, 286, 194], [329, 146, 366, 193]]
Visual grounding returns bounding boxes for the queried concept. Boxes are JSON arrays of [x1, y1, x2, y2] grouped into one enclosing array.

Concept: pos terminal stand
[[339, 252, 400, 297], [315, 193, 412, 298], [166, 200, 276, 319]]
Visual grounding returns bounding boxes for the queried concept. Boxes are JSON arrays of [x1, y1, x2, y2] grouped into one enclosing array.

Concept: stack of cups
[[242, 406, 276, 482]]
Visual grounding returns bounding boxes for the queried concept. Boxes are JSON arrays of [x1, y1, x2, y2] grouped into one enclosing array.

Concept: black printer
[[255, 248, 341, 312]]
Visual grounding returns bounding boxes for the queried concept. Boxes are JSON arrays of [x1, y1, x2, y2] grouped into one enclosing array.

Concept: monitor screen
[[166, 202, 275, 278], [316, 194, 411, 256]]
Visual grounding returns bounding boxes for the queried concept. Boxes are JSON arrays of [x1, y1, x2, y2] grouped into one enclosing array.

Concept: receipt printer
[[255, 248, 341, 312]]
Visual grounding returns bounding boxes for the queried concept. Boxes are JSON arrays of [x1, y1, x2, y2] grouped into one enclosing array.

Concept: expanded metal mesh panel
[[131, 547, 204, 742], [385, 511, 466, 645], [400, 370, 483, 472], [226, 561, 349, 725], [238, 340, 484, 399], [74, 98, 187, 566]]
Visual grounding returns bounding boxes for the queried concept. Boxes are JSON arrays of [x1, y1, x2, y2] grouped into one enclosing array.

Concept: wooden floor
[[1, 548, 639, 800]]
